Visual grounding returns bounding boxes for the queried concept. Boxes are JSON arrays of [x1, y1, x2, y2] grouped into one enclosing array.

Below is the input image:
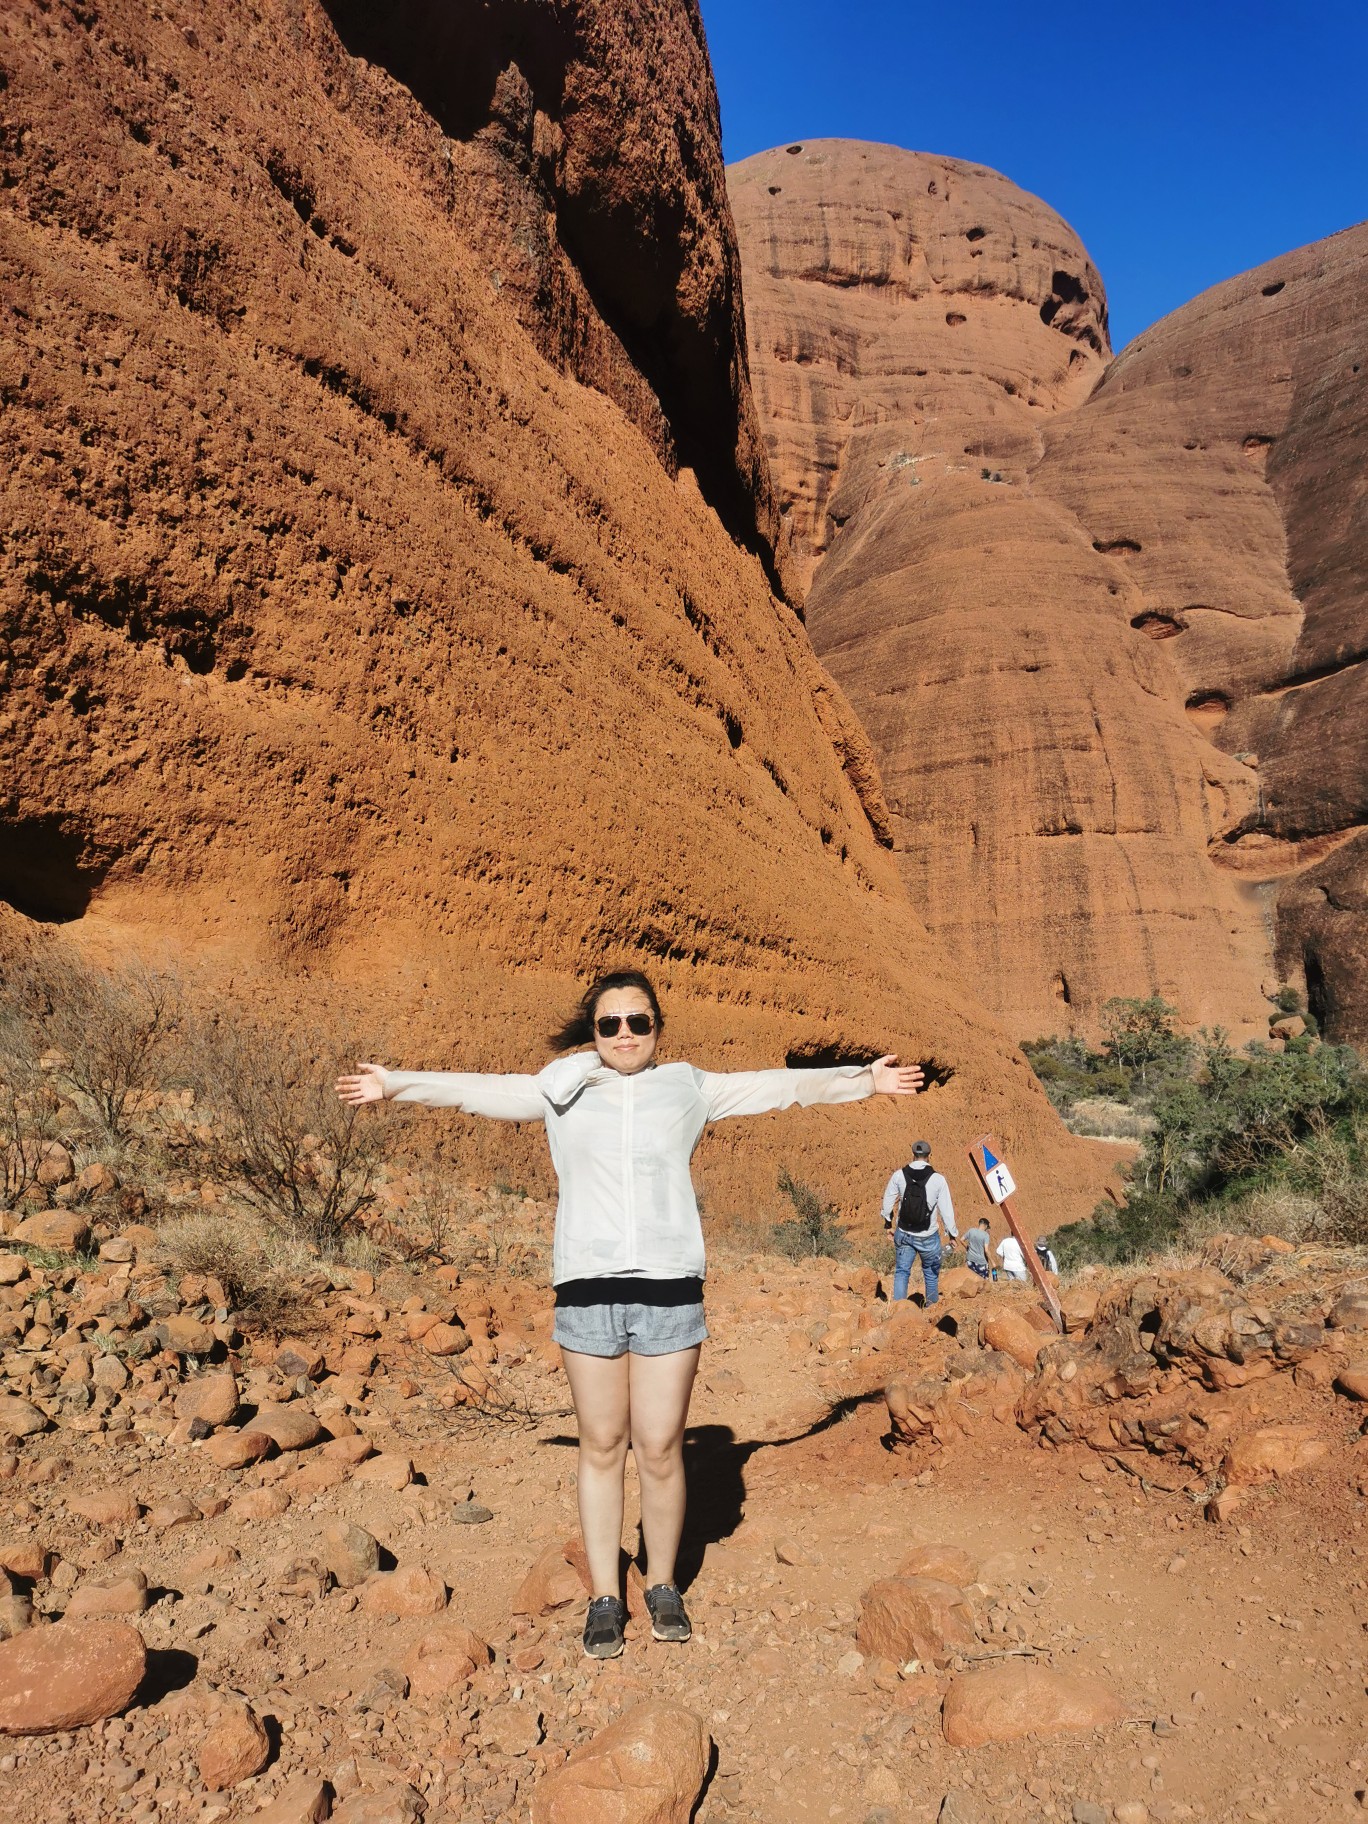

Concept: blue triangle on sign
[[982, 1146, 1000, 1173]]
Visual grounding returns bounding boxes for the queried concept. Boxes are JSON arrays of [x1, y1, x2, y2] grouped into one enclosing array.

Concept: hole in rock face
[[1242, 434, 1274, 460], [1093, 537, 1142, 556], [1130, 610, 1186, 639], [767, 185, 781, 195], [1053, 972, 1072, 1005], [1304, 949, 1329, 1033], [1261, 280, 1286, 297], [945, 311, 967, 326], [786, 144, 803, 154], [722, 710, 743, 749], [965, 226, 986, 242], [0, 815, 110, 921], [927, 180, 939, 196], [1185, 690, 1231, 727]]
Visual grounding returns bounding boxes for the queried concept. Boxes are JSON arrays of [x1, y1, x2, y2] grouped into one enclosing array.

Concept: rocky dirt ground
[[3, 1198, 1368, 1824]]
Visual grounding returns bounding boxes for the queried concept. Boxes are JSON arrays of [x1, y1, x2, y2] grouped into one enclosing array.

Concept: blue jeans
[[893, 1231, 942, 1305]]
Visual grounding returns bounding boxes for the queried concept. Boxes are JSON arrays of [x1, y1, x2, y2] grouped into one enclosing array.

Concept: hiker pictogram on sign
[[980, 1145, 1016, 1204]]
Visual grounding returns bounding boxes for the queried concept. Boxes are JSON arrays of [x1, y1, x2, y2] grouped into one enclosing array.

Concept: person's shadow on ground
[[541, 1390, 884, 1592]]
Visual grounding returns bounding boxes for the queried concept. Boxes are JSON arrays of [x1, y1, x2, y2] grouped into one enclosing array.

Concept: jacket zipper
[[623, 1072, 636, 1272]]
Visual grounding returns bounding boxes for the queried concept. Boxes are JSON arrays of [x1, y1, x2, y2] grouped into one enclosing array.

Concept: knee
[[578, 1428, 629, 1471], [631, 1433, 683, 1481]]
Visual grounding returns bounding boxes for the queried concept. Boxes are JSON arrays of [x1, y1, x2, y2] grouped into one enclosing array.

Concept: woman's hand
[[871, 1055, 924, 1096], [336, 1061, 389, 1106]]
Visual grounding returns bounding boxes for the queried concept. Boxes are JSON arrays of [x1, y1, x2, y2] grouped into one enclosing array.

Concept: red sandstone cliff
[[733, 140, 1367, 1043], [0, 7, 1109, 1221]]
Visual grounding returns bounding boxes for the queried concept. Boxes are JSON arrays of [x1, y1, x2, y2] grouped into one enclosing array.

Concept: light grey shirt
[[880, 1165, 957, 1240], [381, 1053, 875, 1284]]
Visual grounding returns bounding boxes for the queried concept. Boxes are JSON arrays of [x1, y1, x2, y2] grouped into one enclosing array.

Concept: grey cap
[[911, 1140, 931, 1158]]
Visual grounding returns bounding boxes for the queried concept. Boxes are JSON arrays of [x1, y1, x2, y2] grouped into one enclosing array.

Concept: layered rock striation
[[0, 8, 1108, 1216], [733, 140, 1368, 1041]]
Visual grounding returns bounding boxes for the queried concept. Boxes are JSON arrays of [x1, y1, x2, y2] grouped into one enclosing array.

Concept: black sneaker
[[643, 1582, 691, 1643], [582, 1595, 626, 1659]]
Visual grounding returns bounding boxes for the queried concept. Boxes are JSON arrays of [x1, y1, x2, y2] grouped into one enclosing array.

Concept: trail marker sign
[[980, 1146, 1016, 1204], [966, 1132, 1063, 1333]]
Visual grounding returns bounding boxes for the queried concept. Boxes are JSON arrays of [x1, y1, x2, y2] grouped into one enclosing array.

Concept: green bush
[[770, 1169, 850, 1261]]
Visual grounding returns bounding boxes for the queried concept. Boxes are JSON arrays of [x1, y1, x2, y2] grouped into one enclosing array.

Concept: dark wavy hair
[[550, 969, 664, 1052]]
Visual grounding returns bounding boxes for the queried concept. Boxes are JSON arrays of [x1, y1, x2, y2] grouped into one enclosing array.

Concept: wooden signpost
[[966, 1133, 1063, 1333]]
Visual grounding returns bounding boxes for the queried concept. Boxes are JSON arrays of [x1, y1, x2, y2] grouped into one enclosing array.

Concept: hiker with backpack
[[881, 1139, 958, 1305]]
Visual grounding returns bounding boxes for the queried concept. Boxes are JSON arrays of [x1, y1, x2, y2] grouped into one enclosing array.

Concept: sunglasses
[[595, 1013, 656, 1037]]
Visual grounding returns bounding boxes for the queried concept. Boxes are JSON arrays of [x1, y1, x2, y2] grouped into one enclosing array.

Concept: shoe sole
[[583, 1638, 625, 1658], [650, 1624, 691, 1642]]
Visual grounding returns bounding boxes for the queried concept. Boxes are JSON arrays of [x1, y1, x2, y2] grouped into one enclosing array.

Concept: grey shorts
[[552, 1299, 708, 1358]]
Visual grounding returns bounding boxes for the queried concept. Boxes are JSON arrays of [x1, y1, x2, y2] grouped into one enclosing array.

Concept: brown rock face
[[0, 1619, 146, 1734], [735, 142, 1368, 1039], [941, 1660, 1125, 1746], [0, 6, 1112, 1225], [530, 1700, 710, 1824]]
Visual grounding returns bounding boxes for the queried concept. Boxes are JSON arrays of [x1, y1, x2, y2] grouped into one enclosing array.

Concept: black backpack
[[895, 1164, 934, 1234]]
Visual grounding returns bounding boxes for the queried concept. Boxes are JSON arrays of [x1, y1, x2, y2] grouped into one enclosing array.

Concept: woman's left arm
[[697, 1055, 923, 1122]]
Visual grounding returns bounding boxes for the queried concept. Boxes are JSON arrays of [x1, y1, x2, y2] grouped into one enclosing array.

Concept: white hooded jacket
[[380, 1052, 874, 1285]]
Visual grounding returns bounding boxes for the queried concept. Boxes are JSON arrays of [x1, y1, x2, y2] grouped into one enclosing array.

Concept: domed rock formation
[[733, 140, 1367, 1041], [0, 7, 1109, 1220]]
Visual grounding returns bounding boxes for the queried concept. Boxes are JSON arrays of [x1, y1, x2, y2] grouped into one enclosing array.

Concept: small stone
[[0, 1620, 146, 1733], [330, 1784, 426, 1823], [1073, 1804, 1107, 1824], [942, 1662, 1126, 1746], [0, 1398, 48, 1440], [858, 1577, 977, 1669], [64, 1570, 150, 1620], [420, 1322, 470, 1358], [1334, 1364, 1368, 1401], [68, 1490, 142, 1530], [276, 1340, 325, 1380], [243, 1405, 322, 1452], [204, 1428, 273, 1470], [1114, 1804, 1150, 1824], [151, 1315, 216, 1356], [485, 1698, 544, 1756], [231, 1486, 292, 1521], [0, 1542, 49, 1582], [774, 1537, 808, 1567], [359, 1566, 448, 1617], [323, 1522, 380, 1590], [404, 1623, 491, 1702], [320, 1434, 372, 1465], [11, 1211, 89, 1253], [450, 1498, 493, 1525], [1204, 1486, 1243, 1524], [1222, 1425, 1328, 1485], [200, 1700, 271, 1790], [147, 1493, 200, 1530], [530, 1702, 708, 1824], [174, 1375, 239, 1428], [351, 1453, 412, 1490], [250, 1776, 333, 1824]]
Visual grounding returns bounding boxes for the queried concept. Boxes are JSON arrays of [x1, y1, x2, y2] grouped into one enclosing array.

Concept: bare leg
[[561, 1349, 631, 1598], [628, 1346, 700, 1587]]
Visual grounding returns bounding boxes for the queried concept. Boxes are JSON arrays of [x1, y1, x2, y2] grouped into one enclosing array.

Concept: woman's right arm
[[335, 1061, 547, 1122]]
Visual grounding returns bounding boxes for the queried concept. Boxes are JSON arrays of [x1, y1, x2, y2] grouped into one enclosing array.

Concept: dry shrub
[[6, 949, 181, 1143], [156, 1211, 320, 1334], [184, 1012, 390, 1255], [0, 1003, 64, 1209]]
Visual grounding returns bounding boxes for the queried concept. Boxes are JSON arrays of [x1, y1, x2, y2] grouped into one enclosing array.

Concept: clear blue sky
[[701, 0, 1368, 352]]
